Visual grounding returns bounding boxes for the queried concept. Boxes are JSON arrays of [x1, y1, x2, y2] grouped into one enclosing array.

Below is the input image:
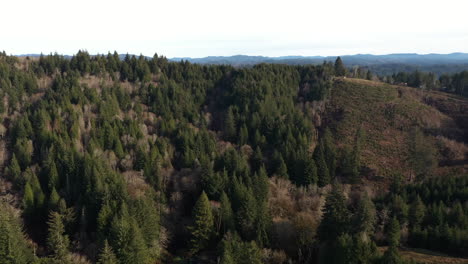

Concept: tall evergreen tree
[[334, 57, 346, 77], [97, 240, 118, 264], [189, 191, 214, 254], [47, 212, 70, 264], [318, 184, 350, 242], [220, 192, 235, 233], [314, 140, 330, 187], [224, 106, 236, 142]]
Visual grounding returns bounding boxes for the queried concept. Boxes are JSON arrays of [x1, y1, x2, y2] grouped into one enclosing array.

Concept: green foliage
[[220, 192, 235, 234], [314, 140, 330, 187], [47, 212, 70, 264], [189, 191, 214, 254], [335, 57, 346, 77], [97, 240, 118, 264], [0, 203, 36, 264], [318, 184, 350, 242]]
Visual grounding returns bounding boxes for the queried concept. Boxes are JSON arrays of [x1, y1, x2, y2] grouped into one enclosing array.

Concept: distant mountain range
[[170, 53, 468, 66]]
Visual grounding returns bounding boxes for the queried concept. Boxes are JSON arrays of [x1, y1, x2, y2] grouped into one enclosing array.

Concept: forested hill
[[0, 51, 467, 264]]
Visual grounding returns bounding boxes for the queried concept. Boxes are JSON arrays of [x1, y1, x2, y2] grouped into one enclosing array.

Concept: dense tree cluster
[[0, 51, 465, 264]]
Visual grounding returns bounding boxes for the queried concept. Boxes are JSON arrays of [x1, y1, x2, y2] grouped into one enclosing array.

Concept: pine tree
[[48, 160, 60, 192], [276, 155, 288, 179], [239, 124, 249, 145], [189, 191, 214, 254], [220, 192, 235, 233], [318, 184, 350, 241], [303, 155, 318, 185], [0, 203, 35, 264], [224, 107, 236, 142], [22, 181, 34, 214], [48, 187, 60, 211], [354, 191, 376, 238], [47, 212, 70, 264], [334, 57, 346, 77], [97, 240, 118, 264], [409, 195, 425, 228], [7, 154, 21, 187], [314, 140, 330, 187], [388, 217, 400, 248]]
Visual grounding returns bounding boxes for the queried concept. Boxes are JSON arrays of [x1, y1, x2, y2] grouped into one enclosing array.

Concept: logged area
[[0, 52, 467, 264]]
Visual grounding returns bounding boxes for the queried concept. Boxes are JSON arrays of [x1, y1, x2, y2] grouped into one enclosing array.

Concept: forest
[[0, 51, 467, 264]]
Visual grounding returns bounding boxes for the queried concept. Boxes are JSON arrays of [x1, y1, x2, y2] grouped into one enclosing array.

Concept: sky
[[1, 0, 468, 58]]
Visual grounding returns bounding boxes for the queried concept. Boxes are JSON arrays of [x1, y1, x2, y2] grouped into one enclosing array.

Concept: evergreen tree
[[22, 182, 34, 214], [0, 203, 35, 264], [334, 57, 346, 77], [47, 212, 70, 264], [48, 187, 60, 211], [354, 191, 376, 238], [387, 217, 401, 248], [314, 140, 330, 187], [318, 184, 350, 242], [97, 240, 118, 264], [409, 195, 425, 228], [224, 107, 236, 142], [275, 155, 288, 179], [220, 192, 235, 233], [303, 155, 318, 185], [189, 191, 214, 254], [6, 154, 21, 187], [48, 160, 60, 192]]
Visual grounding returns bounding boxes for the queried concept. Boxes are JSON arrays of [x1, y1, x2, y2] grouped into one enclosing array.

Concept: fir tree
[[409, 195, 425, 228], [220, 192, 235, 233], [334, 57, 346, 77], [47, 212, 70, 264], [314, 140, 330, 187], [189, 191, 214, 254], [97, 240, 118, 264], [224, 107, 236, 142], [318, 184, 350, 241]]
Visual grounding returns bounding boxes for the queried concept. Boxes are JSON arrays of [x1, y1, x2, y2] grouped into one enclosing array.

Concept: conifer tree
[[22, 182, 35, 214], [48, 160, 60, 192], [6, 154, 21, 187], [314, 140, 330, 187], [303, 155, 318, 185], [318, 184, 350, 241], [334, 57, 346, 77], [220, 192, 235, 233], [97, 240, 118, 264], [276, 155, 288, 179], [409, 195, 425, 228], [189, 191, 214, 254], [224, 107, 236, 142], [47, 212, 70, 264], [354, 191, 376, 238], [48, 187, 60, 211]]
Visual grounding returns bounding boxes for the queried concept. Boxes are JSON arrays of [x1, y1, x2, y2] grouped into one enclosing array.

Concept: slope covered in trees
[[0, 51, 466, 263]]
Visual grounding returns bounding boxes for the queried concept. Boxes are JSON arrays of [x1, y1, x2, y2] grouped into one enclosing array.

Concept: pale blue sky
[[1, 0, 467, 58]]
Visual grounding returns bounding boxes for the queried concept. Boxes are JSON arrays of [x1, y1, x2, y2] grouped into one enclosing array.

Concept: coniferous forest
[[0, 51, 467, 264]]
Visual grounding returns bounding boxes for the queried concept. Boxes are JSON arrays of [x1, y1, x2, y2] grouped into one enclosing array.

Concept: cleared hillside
[[327, 78, 468, 186]]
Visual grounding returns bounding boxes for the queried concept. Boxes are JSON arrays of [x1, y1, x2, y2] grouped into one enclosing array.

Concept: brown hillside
[[327, 78, 468, 188]]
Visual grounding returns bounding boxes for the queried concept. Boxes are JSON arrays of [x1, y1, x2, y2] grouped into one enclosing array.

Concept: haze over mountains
[[170, 52, 468, 66], [170, 52, 468, 75]]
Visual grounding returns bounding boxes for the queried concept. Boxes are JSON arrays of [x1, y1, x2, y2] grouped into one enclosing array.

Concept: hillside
[[327, 78, 468, 187], [0, 52, 466, 264]]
